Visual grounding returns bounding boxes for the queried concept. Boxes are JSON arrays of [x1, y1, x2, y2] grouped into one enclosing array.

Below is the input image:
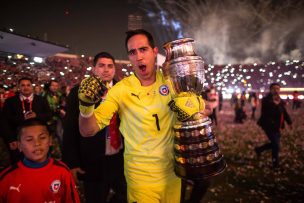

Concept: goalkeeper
[[79, 29, 205, 203]]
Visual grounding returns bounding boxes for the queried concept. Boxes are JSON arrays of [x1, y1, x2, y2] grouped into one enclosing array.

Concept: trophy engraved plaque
[[162, 38, 226, 180]]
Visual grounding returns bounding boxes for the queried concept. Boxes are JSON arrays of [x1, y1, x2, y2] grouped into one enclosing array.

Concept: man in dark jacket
[[62, 52, 126, 203], [2, 77, 52, 164], [255, 83, 292, 168]]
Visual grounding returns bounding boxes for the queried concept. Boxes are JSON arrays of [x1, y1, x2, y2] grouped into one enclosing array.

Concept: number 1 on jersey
[[152, 114, 160, 131]]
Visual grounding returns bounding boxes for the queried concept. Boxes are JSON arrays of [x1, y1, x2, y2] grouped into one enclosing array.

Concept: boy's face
[[18, 125, 52, 163]]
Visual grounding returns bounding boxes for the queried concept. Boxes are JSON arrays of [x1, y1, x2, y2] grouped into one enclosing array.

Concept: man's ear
[[153, 47, 158, 56]]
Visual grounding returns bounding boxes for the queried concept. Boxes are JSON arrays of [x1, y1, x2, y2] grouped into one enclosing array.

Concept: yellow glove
[[168, 92, 205, 121], [78, 75, 107, 117]]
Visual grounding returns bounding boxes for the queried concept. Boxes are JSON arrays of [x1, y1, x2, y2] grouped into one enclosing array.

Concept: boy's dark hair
[[125, 29, 155, 51], [17, 118, 49, 141], [18, 77, 33, 85], [269, 83, 281, 89], [93, 52, 115, 67]]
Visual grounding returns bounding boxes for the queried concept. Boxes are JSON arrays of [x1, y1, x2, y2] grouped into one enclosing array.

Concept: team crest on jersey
[[50, 180, 61, 193], [159, 85, 169, 96]]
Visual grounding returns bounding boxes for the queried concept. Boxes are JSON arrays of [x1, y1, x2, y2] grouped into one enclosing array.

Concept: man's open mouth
[[139, 64, 146, 71]]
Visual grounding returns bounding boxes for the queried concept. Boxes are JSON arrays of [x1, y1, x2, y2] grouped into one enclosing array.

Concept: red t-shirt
[[0, 158, 80, 203]]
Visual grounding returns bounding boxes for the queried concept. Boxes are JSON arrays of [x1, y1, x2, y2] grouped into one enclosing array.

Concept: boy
[[0, 118, 80, 203]]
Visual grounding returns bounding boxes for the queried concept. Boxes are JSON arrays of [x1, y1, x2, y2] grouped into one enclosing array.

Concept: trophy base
[[175, 156, 227, 180], [173, 116, 226, 180]]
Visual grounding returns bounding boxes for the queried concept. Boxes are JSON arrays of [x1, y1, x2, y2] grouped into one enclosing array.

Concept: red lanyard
[[21, 99, 32, 113]]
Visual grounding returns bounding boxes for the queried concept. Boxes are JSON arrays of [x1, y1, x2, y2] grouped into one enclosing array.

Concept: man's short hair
[[17, 118, 49, 141], [93, 52, 115, 67], [18, 77, 33, 85], [125, 29, 155, 51], [269, 83, 281, 89]]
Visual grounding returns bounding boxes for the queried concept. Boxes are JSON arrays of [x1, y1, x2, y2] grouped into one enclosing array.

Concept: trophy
[[162, 38, 226, 180]]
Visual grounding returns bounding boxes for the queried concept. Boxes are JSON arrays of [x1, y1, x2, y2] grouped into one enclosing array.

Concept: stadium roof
[[0, 29, 69, 58]]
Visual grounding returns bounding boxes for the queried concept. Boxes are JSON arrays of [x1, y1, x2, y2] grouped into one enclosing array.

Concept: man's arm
[[79, 114, 100, 136]]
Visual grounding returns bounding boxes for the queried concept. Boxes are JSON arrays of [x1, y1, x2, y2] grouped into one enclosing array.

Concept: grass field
[[201, 101, 304, 203]]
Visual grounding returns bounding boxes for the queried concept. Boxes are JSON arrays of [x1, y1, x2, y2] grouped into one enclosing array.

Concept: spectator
[[0, 118, 80, 203], [255, 83, 292, 169], [249, 92, 259, 120], [234, 98, 246, 123], [0, 85, 7, 110], [218, 89, 223, 112], [62, 52, 126, 203], [34, 85, 43, 96], [43, 80, 65, 146], [292, 91, 301, 110], [206, 86, 219, 125], [240, 91, 246, 108]]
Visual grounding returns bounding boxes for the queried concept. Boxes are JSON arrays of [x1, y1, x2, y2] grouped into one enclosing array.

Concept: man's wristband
[[79, 104, 94, 118]]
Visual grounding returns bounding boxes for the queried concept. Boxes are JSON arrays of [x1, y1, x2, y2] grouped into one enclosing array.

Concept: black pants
[[83, 153, 127, 203], [181, 179, 210, 203], [255, 130, 281, 167]]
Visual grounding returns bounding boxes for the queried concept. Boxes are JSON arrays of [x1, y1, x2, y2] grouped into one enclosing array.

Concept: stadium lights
[[16, 54, 23, 59], [281, 87, 304, 92], [33, 57, 43, 63]]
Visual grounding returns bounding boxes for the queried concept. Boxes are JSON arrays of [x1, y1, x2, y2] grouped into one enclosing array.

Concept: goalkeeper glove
[[78, 75, 107, 117], [168, 92, 205, 121]]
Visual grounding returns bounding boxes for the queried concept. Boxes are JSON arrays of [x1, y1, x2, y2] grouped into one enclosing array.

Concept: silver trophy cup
[[162, 38, 226, 180]]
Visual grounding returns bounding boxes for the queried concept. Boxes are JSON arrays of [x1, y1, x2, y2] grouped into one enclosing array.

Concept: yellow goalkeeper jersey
[[94, 70, 177, 187]]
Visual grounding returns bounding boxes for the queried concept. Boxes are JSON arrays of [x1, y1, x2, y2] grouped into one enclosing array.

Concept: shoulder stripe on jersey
[[0, 164, 19, 181], [53, 159, 70, 171]]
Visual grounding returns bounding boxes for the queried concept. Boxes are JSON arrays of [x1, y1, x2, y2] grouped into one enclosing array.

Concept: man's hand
[[24, 111, 36, 120], [78, 75, 107, 117], [78, 75, 107, 105], [168, 92, 205, 121], [70, 167, 85, 184]]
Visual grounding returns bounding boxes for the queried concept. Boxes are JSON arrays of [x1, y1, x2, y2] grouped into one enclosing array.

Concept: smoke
[[141, 0, 304, 64]]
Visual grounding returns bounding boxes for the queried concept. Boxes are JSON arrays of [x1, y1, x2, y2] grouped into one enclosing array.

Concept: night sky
[[0, 1, 141, 60], [1, 0, 304, 64]]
